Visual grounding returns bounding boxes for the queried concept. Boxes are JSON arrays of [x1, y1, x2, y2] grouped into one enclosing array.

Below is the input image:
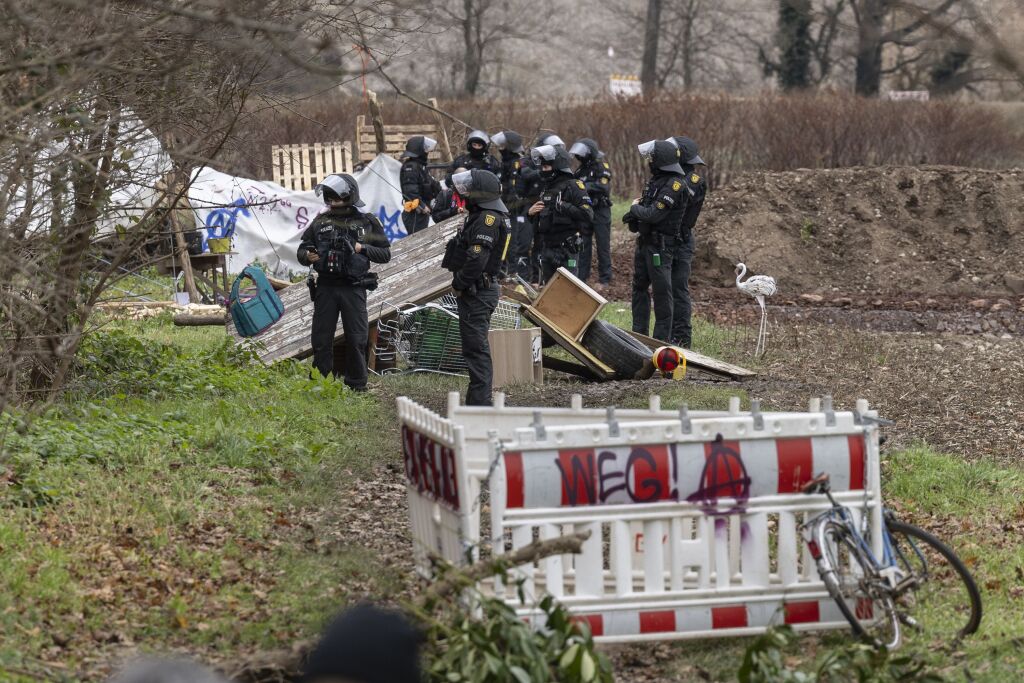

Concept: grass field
[[1, 307, 1022, 681]]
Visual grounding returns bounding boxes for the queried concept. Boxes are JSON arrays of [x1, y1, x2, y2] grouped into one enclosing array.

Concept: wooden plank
[[624, 329, 755, 380], [532, 267, 607, 341], [521, 306, 615, 379], [542, 355, 601, 381], [228, 214, 467, 363]]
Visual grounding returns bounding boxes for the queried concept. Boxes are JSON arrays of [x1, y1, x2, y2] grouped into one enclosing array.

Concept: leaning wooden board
[[229, 215, 466, 363], [625, 329, 755, 380], [521, 306, 616, 380]]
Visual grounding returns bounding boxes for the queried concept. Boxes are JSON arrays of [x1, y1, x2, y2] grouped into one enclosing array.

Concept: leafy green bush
[[738, 626, 944, 683], [422, 589, 613, 683]]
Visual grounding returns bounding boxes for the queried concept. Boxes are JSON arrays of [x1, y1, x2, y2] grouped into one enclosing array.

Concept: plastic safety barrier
[[398, 392, 883, 642]]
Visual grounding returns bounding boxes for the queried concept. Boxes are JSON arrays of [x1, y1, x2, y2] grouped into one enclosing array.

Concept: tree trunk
[[777, 0, 812, 90], [640, 0, 662, 96], [681, 6, 695, 89], [854, 0, 887, 96], [462, 0, 482, 96]]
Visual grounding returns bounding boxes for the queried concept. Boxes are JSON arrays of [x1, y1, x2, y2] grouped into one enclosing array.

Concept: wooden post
[[428, 97, 453, 162], [367, 90, 386, 154], [168, 189, 200, 304]]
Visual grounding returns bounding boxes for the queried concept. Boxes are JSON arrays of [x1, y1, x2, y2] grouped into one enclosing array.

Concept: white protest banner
[[187, 154, 408, 277]]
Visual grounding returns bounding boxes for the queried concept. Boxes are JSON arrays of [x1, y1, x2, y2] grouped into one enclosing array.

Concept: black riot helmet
[[638, 139, 684, 175], [466, 129, 490, 157], [451, 169, 507, 212], [314, 173, 366, 208], [568, 138, 600, 163], [669, 136, 706, 166], [533, 131, 566, 150], [531, 144, 573, 179], [492, 130, 524, 154], [400, 135, 437, 160]]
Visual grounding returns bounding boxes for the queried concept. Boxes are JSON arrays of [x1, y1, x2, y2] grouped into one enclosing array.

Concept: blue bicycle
[[800, 472, 982, 649]]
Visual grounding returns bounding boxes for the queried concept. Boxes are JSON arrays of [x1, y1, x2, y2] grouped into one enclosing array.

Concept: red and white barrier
[[399, 393, 884, 642]]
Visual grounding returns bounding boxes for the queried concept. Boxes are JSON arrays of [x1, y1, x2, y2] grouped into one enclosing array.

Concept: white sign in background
[[187, 154, 409, 277]]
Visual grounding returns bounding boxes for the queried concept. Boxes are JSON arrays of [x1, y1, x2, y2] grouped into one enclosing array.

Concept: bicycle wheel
[[817, 520, 901, 649], [886, 519, 982, 645]]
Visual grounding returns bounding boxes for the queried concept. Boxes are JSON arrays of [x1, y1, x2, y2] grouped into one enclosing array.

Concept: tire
[[817, 521, 901, 649], [580, 320, 652, 379], [886, 519, 983, 644]]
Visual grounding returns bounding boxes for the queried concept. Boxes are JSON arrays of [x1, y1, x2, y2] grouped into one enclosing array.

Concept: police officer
[[399, 135, 441, 235], [509, 132, 567, 282], [624, 140, 688, 342], [669, 135, 708, 348], [297, 174, 391, 388], [492, 130, 526, 273], [442, 169, 511, 406], [450, 130, 499, 174], [528, 144, 594, 283], [569, 137, 613, 291], [430, 167, 468, 222]]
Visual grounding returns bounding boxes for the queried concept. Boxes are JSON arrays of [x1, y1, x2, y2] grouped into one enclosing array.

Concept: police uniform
[[513, 156, 542, 280], [574, 155, 613, 286], [444, 195, 510, 406], [451, 151, 500, 175], [298, 206, 390, 388], [535, 174, 593, 283], [670, 166, 707, 347], [400, 137, 441, 235], [626, 141, 688, 342]]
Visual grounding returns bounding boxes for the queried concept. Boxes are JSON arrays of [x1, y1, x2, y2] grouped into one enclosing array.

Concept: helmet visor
[[637, 140, 658, 162], [568, 141, 590, 158], [451, 170, 474, 196], [541, 134, 565, 147], [315, 174, 352, 200], [423, 136, 437, 154], [492, 131, 507, 149], [532, 144, 557, 164], [468, 129, 490, 145]]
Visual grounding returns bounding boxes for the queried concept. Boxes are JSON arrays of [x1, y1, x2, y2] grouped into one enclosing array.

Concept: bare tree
[[640, 0, 663, 94], [0, 0, 410, 410]]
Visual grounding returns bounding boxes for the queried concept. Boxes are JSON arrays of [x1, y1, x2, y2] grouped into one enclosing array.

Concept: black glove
[[622, 209, 634, 224]]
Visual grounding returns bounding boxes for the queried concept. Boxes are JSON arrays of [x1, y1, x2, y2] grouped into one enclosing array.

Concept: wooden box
[[489, 327, 543, 387], [531, 267, 607, 341]]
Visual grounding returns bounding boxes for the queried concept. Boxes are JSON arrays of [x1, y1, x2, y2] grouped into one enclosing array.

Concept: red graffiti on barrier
[[401, 425, 460, 511], [555, 444, 679, 506]]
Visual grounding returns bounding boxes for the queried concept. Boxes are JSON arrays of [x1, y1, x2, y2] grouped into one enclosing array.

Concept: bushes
[[227, 91, 1024, 196]]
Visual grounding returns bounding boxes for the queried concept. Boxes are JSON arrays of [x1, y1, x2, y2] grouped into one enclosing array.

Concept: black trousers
[[457, 282, 500, 406], [402, 210, 430, 235], [578, 204, 612, 285], [512, 211, 535, 280], [540, 244, 578, 283], [311, 283, 369, 389], [671, 229, 695, 347], [631, 238, 675, 342]]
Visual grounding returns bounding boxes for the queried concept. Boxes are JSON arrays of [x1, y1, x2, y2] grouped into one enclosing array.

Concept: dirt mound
[[694, 165, 1024, 297], [609, 166, 1024, 301]]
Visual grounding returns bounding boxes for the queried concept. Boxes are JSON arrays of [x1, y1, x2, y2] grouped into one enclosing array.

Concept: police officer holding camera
[[625, 140, 688, 342], [298, 174, 391, 389], [528, 144, 593, 283], [442, 169, 510, 407]]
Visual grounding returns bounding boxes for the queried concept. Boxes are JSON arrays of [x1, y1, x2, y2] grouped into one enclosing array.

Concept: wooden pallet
[[271, 141, 354, 191], [228, 215, 466, 363], [354, 117, 446, 165]]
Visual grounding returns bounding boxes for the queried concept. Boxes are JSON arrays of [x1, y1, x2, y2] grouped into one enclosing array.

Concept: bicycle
[[800, 471, 982, 649]]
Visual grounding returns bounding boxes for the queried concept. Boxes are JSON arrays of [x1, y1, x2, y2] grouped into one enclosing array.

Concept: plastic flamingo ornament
[[735, 262, 777, 356]]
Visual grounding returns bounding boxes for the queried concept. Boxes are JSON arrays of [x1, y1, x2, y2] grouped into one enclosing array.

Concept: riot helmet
[[638, 139, 684, 174], [531, 144, 573, 179], [451, 169, 507, 212], [492, 130, 524, 154], [534, 131, 566, 149], [315, 173, 366, 208], [400, 135, 436, 160], [569, 138, 600, 163], [669, 136, 705, 166], [466, 129, 490, 157]]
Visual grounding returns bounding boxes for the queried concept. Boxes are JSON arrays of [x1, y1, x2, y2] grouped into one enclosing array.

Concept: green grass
[[0, 318, 404, 678]]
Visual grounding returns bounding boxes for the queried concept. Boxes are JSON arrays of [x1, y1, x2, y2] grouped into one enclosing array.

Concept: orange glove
[[403, 198, 420, 212]]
